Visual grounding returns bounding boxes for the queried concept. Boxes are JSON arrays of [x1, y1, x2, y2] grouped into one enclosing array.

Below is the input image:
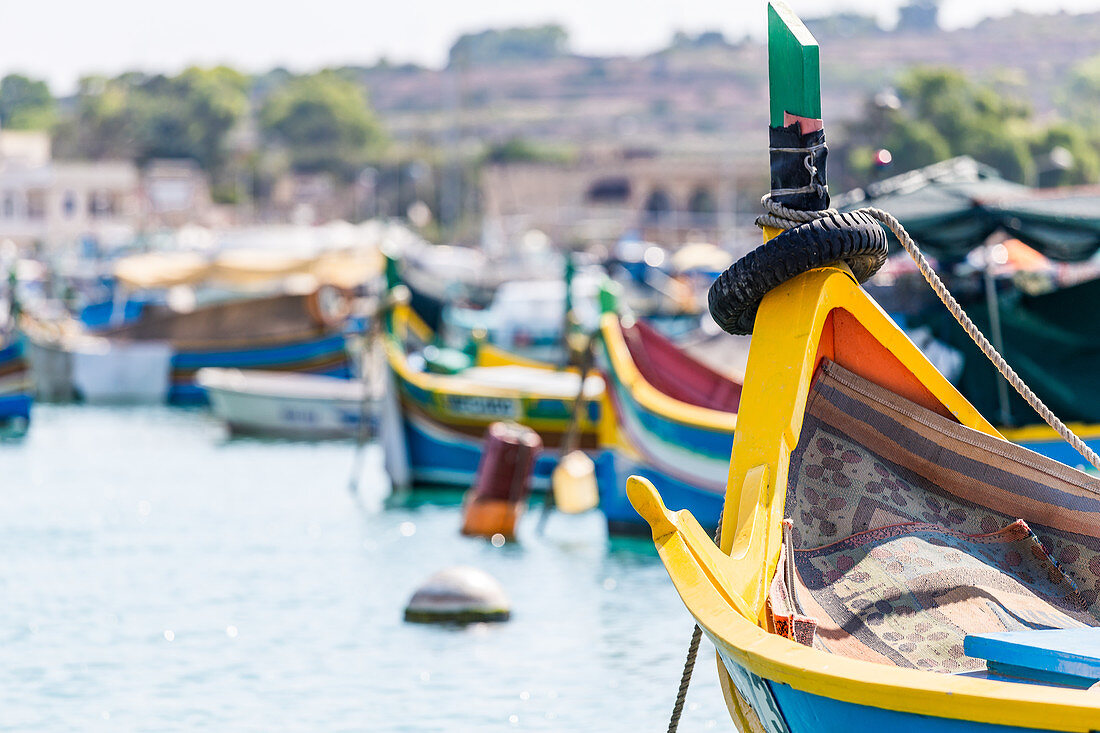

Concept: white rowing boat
[[197, 368, 379, 440]]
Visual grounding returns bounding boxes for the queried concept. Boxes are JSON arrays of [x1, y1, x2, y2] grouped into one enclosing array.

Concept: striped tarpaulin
[[773, 359, 1100, 670]]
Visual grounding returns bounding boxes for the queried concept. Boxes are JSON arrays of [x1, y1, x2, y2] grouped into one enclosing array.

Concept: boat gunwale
[[629, 264, 1100, 729], [641, 493, 1100, 731], [598, 312, 739, 433], [383, 302, 602, 436]]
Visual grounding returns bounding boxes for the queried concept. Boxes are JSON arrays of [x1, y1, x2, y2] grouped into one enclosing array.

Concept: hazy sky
[[6, 0, 1100, 93]]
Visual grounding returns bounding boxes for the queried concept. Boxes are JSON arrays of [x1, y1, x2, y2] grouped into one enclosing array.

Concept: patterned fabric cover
[[771, 359, 1100, 672]]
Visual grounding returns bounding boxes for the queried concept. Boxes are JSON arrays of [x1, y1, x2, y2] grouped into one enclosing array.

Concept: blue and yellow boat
[[594, 295, 739, 534], [629, 4, 1100, 730], [382, 290, 603, 490]]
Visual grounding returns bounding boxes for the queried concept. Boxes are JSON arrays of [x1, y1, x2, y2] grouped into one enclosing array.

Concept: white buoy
[[404, 566, 511, 624]]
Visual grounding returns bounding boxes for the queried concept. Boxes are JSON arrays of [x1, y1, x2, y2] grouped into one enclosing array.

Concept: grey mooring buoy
[[404, 566, 511, 624]]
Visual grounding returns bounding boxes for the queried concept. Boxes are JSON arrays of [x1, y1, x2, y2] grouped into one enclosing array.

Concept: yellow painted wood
[[761, 225, 785, 243], [598, 313, 737, 433], [384, 303, 602, 432], [716, 267, 996, 614], [391, 301, 434, 345], [629, 471, 1100, 730], [475, 342, 554, 369], [999, 422, 1100, 443], [621, 267, 1093, 727]]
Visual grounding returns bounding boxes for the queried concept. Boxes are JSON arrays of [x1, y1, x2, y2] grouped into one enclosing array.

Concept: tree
[[1031, 122, 1100, 186], [448, 25, 569, 67], [668, 30, 732, 51], [260, 71, 386, 181], [52, 67, 248, 177], [0, 74, 56, 129], [483, 137, 571, 164], [51, 76, 137, 160], [884, 119, 951, 171], [843, 68, 1035, 184], [130, 67, 248, 171]]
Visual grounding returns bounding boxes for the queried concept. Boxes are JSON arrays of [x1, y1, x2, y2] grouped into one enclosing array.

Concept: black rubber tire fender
[[708, 211, 887, 336]]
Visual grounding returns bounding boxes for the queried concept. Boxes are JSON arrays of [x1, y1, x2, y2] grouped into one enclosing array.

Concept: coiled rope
[[667, 192, 1100, 732], [757, 193, 1100, 472]]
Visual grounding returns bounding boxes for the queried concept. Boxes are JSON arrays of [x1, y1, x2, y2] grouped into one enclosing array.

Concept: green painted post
[[597, 279, 621, 315], [768, 1, 821, 127], [384, 253, 401, 290]]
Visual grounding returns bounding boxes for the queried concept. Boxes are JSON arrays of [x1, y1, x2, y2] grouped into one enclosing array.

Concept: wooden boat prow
[[631, 3, 1100, 729], [628, 265, 1100, 730], [630, 263, 996, 614]]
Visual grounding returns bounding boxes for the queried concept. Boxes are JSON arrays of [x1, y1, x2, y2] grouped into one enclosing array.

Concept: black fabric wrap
[[769, 123, 829, 212]]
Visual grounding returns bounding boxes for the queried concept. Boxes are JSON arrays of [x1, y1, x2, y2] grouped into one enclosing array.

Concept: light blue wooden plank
[[964, 629, 1100, 682]]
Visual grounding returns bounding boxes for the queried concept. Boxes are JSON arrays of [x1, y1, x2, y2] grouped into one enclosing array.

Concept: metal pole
[[983, 240, 1012, 426]]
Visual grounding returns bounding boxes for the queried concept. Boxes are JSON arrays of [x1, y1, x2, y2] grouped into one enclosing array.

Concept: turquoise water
[[0, 406, 726, 730]]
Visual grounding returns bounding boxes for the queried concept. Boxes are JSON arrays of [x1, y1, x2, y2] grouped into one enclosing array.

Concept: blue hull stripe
[[719, 653, 1061, 733], [0, 393, 31, 420], [404, 410, 555, 491], [597, 451, 723, 532], [171, 334, 347, 370]]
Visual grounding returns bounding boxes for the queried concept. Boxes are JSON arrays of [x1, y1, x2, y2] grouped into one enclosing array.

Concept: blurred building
[[268, 173, 359, 225], [480, 149, 761, 249], [0, 131, 220, 253], [0, 130, 139, 252], [142, 159, 214, 228]]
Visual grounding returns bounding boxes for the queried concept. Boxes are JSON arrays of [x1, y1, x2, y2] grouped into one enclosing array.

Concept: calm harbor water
[[0, 406, 725, 730]]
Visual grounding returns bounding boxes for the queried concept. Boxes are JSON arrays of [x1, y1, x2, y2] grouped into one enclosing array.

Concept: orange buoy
[[461, 421, 542, 540]]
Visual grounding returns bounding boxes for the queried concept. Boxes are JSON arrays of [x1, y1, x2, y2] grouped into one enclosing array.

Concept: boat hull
[[384, 298, 602, 490], [402, 405, 560, 490], [72, 339, 173, 403], [717, 649, 1070, 733], [0, 339, 31, 436], [630, 267, 1100, 733], [594, 314, 734, 533], [199, 368, 376, 440], [172, 333, 351, 405], [24, 330, 349, 406], [595, 451, 724, 536]]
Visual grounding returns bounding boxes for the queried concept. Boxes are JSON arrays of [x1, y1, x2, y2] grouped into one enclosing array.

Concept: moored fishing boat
[[26, 289, 352, 405], [594, 289, 739, 534], [0, 336, 32, 436], [382, 291, 603, 490], [630, 5, 1100, 731], [197, 368, 378, 440]]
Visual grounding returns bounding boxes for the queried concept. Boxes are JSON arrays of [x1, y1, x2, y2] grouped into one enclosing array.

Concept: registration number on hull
[[443, 394, 519, 420]]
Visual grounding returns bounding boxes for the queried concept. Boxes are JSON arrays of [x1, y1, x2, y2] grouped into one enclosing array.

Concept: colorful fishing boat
[[25, 289, 352, 404], [594, 290, 740, 534], [0, 336, 32, 436], [382, 287, 603, 490], [630, 5, 1100, 730]]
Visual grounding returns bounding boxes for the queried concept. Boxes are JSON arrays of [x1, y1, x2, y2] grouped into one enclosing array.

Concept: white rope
[[668, 192, 1100, 729], [757, 192, 1100, 472]]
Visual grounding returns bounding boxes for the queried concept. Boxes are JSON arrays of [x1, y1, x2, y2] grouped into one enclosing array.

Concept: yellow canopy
[[113, 252, 211, 290], [113, 247, 383, 290]]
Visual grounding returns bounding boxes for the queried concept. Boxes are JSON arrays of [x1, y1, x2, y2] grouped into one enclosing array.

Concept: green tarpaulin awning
[[919, 275, 1100, 426], [837, 157, 1100, 262]]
